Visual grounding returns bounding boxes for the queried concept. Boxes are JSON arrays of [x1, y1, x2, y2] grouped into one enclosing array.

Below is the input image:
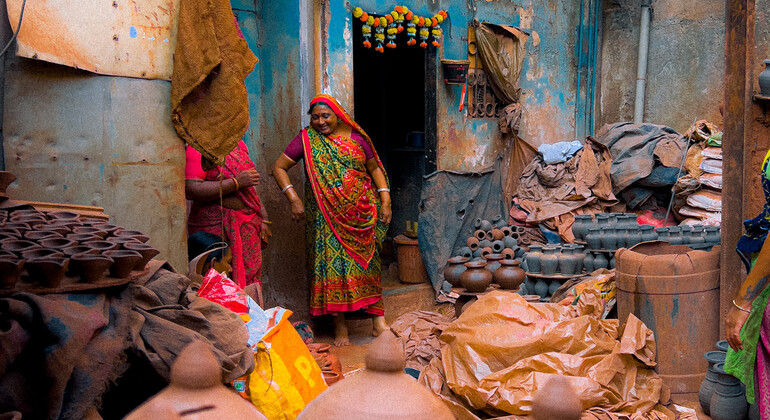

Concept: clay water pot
[[123, 341, 269, 420], [480, 246, 494, 258], [115, 230, 150, 243], [585, 227, 602, 250], [66, 233, 101, 243], [600, 226, 618, 250], [532, 376, 583, 420], [46, 211, 80, 222], [0, 256, 24, 288], [104, 250, 143, 278], [21, 248, 64, 261], [297, 331, 454, 420], [540, 246, 560, 275], [484, 253, 503, 273], [640, 225, 657, 242], [503, 235, 517, 250], [62, 245, 100, 258], [444, 256, 469, 287], [491, 240, 505, 253], [466, 236, 480, 251], [490, 229, 504, 241], [500, 226, 513, 238], [25, 257, 69, 288], [84, 240, 120, 253], [39, 238, 77, 250], [501, 248, 516, 260], [1, 239, 42, 256], [457, 247, 473, 259], [70, 254, 114, 283], [525, 245, 544, 274], [592, 251, 609, 270], [557, 247, 577, 275], [24, 231, 63, 241], [460, 261, 492, 292], [72, 226, 108, 239], [583, 252, 595, 272], [699, 351, 727, 415], [493, 259, 525, 290], [710, 362, 748, 420]]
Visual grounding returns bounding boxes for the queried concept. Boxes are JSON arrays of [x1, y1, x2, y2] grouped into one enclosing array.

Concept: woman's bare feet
[[372, 315, 388, 337], [333, 313, 351, 346]]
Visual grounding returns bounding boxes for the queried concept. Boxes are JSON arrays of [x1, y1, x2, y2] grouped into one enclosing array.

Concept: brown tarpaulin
[[474, 22, 528, 104], [170, 0, 257, 164]]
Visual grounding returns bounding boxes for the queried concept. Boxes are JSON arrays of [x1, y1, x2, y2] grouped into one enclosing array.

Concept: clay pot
[[322, 371, 341, 386], [0, 228, 21, 238], [70, 254, 115, 283], [699, 351, 727, 415], [491, 240, 505, 254], [716, 340, 729, 352], [3, 222, 31, 233], [623, 213, 638, 229], [501, 248, 516, 260], [572, 214, 592, 241], [478, 238, 492, 250], [540, 246, 560, 275], [705, 226, 720, 244], [592, 251, 609, 270], [710, 362, 748, 420], [548, 278, 562, 296], [0, 171, 17, 194], [39, 238, 77, 250], [104, 250, 143, 278], [596, 213, 610, 227], [467, 236, 480, 251], [640, 225, 657, 242], [72, 226, 108, 239], [626, 226, 642, 247], [500, 226, 513, 238], [484, 253, 503, 273], [585, 227, 602, 250], [484, 230, 495, 241], [502, 235, 517, 250], [600, 226, 618, 250], [583, 252, 595, 272], [690, 226, 706, 245], [36, 224, 70, 235], [115, 230, 150, 243], [46, 211, 80, 222], [444, 256, 469, 287], [490, 229, 504, 241], [123, 341, 269, 420], [62, 245, 100, 258], [66, 233, 101, 243], [96, 223, 121, 236], [656, 227, 671, 242], [532, 376, 583, 420], [25, 257, 69, 287], [525, 245, 544, 274], [572, 245, 585, 273], [84, 240, 120, 252], [21, 248, 64, 261], [0, 256, 24, 288], [307, 342, 332, 353], [24, 231, 63, 241], [1, 239, 42, 256], [533, 278, 549, 297], [480, 246, 494, 258], [457, 247, 473, 259], [558, 247, 577, 275], [10, 215, 47, 228], [460, 261, 492, 292], [759, 59, 770, 96], [494, 259, 525, 290], [107, 235, 142, 247], [478, 219, 493, 232]]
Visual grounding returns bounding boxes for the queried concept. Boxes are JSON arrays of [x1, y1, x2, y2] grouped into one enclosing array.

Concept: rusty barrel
[[616, 241, 721, 398]]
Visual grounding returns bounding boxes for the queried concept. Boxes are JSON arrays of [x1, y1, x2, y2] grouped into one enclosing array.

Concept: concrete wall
[[598, 0, 725, 132], [325, 0, 581, 171]]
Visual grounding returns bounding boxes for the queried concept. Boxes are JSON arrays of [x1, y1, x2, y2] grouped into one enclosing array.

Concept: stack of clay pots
[[522, 244, 586, 300], [0, 208, 159, 290], [656, 224, 721, 250], [444, 255, 526, 294], [698, 340, 756, 420], [461, 217, 526, 262], [307, 342, 343, 385]]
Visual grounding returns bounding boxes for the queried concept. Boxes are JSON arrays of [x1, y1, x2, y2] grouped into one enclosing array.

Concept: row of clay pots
[[657, 225, 721, 247], [584, 251, 616, 271], [584, 224, 657, 251], [459, 245, 524, 261], [524, 244, 586, 276], [307, 343, 343, 385], [444, 257, 525, 292], [698, 340, 757, 420], [522, 276, 569, 300], [573, 213, 639, 242]]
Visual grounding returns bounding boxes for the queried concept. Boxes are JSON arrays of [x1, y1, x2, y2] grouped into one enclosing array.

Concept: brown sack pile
[[419, 290, 676, 419]]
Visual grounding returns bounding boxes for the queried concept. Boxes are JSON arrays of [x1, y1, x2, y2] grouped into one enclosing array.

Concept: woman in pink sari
[[185, 141, 271, 291]]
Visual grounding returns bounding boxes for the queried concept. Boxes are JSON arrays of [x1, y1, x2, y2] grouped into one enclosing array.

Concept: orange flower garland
[[353, 6, 447, 50]]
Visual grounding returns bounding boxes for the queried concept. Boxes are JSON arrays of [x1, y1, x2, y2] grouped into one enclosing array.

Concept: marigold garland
[[353, 6, 447, 50]]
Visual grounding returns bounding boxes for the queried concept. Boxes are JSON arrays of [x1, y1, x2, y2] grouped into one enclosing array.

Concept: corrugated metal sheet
[[6, 0, 179, 80]]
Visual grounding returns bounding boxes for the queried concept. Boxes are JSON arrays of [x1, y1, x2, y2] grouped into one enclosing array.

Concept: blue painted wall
[[326, 0, 580, 171]]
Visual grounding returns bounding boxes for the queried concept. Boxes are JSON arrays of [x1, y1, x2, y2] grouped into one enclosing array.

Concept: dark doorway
[[353, 18, 436, 238]]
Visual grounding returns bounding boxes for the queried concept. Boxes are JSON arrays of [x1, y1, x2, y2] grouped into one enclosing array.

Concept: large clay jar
[[640, 225, 657, 242], [585, 227, 602, 250], [124, 341, 269, 420], [460, 261, 492, 292], [493, 259, 525, 290], [298, 331, 454, 420], [592, 252, 609, 270], [540, 246, 560, 275], [699, 351, 727, 415], [759, 59, 770, 96], [600, 226, 617, 250], [558, 247, 577, 275], [525, 245, 544, 274], [444, 256, 469, 287], [484, 253, 503, 273], [710, 362, 748, 420], [532, 375, 583, 420]]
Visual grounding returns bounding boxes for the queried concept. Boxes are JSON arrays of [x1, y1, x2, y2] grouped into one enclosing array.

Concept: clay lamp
[[103, 250, 143, 278], [3, 222, 31, 233], [123, 340, 269, 420], [95, 223, 121, 236], [115, 230, 150, 243], [21, 248, 65, 261], [0, 255, 24, 289], [10, 215, 48, 228], [297, 331, 455, 420], [72, 226, 108, 239], [70, 253, 114, 283], [39, 238, 78, 251], [24, 230, 64, 241], [0, 231, 22, 242], [66, 233, 102, 243], [24, 256, 69, 288], [1, 239, 42, 256], [36, 224, 70, 235], [46, 211, 80, 222], [83, 240, 120, 253], [62, 245, 100, 258], [79, 217, 109, 226], [106, 236, 142, 247], [123, 242, 160, 271], [9, 209, 42, 219]]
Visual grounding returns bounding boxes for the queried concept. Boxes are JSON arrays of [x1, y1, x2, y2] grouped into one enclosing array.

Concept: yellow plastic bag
[[246, 310, 327, 420]]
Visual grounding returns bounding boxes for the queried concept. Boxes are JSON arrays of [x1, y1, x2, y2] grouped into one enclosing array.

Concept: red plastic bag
[[198, 268, 249, 314]]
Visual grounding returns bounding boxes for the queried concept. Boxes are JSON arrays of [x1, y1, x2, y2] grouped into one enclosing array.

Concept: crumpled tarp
[[170, 0, 257, 164], [391, 311, 454, 371], [418, 158, 507, 292], [419, 289, 675, 419], [594, 123, 687, 194], [475, 22, 529, 104]]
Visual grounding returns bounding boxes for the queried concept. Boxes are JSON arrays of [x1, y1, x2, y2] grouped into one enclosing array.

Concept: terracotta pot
[[710, 362, 748, 420], [21, 248, 64, 261], [84, 240, 120, 252], [490, 229, 504, 241], [501, 248, 516, 260], [70, 254, 115, 283], [107, 235, 142, 246], [24, 231, 63, 241], [484, 253, 503, 273], [10, 215, 47, 228], [525, 245, 543, 274], [92, 223, 121, 236], [493, 259, 525, 290], [500, 226, 513, 238], [115, 230, 150, 243], [3, 222, 31, 233], [480, 246, 494, 258], [72, 226, 108, 239], [0, 171, 16, 194], [444, 256, 469, 287], [104, 250, 143, 278], [307, 342, 332, 353], [460, 261, 492, 292], [699, 351, 726, 415], [466, 236, 480, 251], [457, 247, 473, 259], [322, 370, 341, 386], [0, 256, 24, 288], [25, 257, 69, 287], [1, 239, 42, 256], [39, 238, 77, 250], [123, 242, 160, 270]]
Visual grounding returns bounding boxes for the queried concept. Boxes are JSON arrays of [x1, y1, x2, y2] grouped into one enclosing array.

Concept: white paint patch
[[525, 56, 543, 80], [531, 30, 540, 47], [463, 143, 488, 167], [519, 3, 533, 29]]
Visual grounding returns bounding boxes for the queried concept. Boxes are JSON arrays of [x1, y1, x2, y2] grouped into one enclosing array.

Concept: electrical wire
[[0, 0, 28, 59]]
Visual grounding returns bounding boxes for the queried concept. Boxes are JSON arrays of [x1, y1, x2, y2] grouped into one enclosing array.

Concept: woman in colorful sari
[[272, 94, 391, 346], [185, 140, 271, 290], [725, 148, 770, 415]]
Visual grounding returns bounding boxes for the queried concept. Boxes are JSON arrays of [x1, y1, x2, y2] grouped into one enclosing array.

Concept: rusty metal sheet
[[6, 0, 179, 80]]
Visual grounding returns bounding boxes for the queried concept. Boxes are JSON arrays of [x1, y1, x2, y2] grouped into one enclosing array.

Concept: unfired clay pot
[[297, 331, 454, 420], [123, 341, 269, 420], [460, 260, 492, 292]]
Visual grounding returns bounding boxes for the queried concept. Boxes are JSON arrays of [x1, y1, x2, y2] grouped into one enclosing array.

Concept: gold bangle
[[262, 220, 272, 225], [733, 299, 751, 313], [232, 177, 240, 191]]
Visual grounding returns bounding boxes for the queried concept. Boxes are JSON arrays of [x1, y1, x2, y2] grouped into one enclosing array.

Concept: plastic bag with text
[[197, 268, 249, 314]]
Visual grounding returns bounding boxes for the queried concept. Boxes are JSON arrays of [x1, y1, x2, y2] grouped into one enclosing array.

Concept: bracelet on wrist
[[262, 220, 272, 225], [733, 299, 751, 314], [232, 177, 240, 191], [282, 184, 294, 193], [377, 188, 390, 193]]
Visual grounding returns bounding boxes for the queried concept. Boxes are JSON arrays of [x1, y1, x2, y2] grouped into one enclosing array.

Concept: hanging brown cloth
[[170, 0, 257, 164], [474, 21, 529, 105]]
